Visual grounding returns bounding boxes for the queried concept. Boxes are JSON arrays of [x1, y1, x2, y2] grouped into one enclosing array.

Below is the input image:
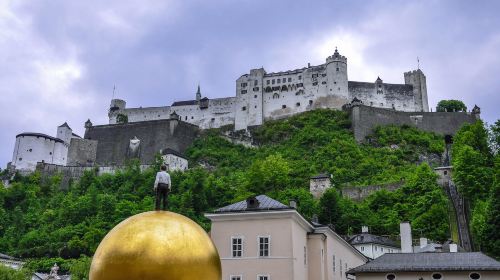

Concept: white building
[[108, 48, 429, 130], [205, 195, 367, 280], [161, 148, 189, 172], [0, 253, 24, 270], [347, 226, 400, 259], [10, 123, 80, 172]]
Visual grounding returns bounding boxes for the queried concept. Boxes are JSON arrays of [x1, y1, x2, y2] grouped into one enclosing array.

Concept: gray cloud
[[1, 0, 499, 167]]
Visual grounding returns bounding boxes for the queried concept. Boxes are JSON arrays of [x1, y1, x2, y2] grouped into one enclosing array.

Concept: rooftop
[[348, 233, 399, 248], [347, 252, 500, 274], [213, 195, 292, 213], [16, 132, 64, 143]]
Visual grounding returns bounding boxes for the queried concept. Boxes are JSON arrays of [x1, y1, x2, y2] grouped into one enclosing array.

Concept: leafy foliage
[[1, 109, 495, 269], [436, 100, 467, 112]]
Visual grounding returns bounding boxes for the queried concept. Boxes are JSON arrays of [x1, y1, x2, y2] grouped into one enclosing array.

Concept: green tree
[[0, 265, 31, 280], [116, 113, 128, 124], [436, 100, 467, 112], [318, 188, 342, 227], [246, 154, 291, 194]]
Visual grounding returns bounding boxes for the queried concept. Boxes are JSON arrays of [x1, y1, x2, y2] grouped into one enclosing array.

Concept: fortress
[[6, 47, 480, 175], [108, 48, 429, 130]]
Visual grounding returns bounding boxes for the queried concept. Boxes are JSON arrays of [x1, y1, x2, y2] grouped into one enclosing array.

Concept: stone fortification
[[348, 104, 480, 142], [84, 118, 199, 166], [108, 48, 429, 131], [341, 182, 404, 201]]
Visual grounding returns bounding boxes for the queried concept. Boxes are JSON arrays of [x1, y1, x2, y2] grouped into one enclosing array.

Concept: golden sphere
[[89, 211, 221, 280]]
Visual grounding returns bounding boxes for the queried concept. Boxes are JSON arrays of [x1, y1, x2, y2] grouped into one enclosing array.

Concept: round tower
[[325, 48, 348, 99], [110, 99, 126, 112]]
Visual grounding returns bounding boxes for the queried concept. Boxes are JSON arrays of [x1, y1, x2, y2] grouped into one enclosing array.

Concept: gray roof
[[161, 148, 186, 159], [214, 195, 291, 213], [348, 233, 399, 248], [348, 252, 500, 274], [0, 253, 17, 260], [172, 100, 197, 106], [311, 173, 330, 179], [16, 132, 64, 143], [33, 273, 71, 280]]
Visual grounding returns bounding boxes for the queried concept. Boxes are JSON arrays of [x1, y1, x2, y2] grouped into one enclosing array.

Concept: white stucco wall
[[11, 135, 68, 171], [162, 154, 188, 171], [107, 49, 428, 130]]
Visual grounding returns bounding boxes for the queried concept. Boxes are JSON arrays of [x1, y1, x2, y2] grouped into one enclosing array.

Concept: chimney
[[400, 222, 413, 253], [312, 214, 319, 224], [449, 243, 458, 253], [290, 200, 297, 209], [420, 237, 428, 248], [361, 226, 369, 233]]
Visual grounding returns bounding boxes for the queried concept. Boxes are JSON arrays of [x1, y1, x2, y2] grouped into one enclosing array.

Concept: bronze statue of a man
[[154, 165, 171, 211]]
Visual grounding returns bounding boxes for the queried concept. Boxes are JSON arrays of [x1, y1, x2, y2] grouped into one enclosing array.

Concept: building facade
[[348, 226, 400, 259], [10, 123, 80, 171], [205, 195, 367, 280], [108, 48, 429, 130], [347, 252, 500, 280]]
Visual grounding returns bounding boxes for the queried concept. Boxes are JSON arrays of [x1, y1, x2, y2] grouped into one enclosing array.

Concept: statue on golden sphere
[[89, 211, 221, 280]]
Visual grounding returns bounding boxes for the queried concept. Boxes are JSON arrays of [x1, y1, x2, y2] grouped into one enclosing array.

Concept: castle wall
[[162, 154, 188, 171], [341, 182, 404, 201], [67, 138, 98, 166], [84, 119, 199, 166], [348, 82, 416, 111], [11, 135, 68, 171], [349, 105, 479, 142]]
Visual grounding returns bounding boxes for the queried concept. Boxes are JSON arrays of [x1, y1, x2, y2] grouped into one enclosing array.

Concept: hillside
[[0, 109, 498, 276]]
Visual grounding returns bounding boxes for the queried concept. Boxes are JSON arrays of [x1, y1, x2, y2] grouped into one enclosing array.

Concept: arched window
[[273, 93, 280, 99], [386, 274, 396, 280], [281, 85, 288, 91], [469, 272, 481, 280], [265, 86, 272, 93]]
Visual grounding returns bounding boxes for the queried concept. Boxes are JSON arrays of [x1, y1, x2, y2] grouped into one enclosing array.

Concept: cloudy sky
[[1, 0, 499, 167]]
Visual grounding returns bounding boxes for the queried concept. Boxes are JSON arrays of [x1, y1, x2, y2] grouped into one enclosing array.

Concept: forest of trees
[[0, 109, 497, 279]]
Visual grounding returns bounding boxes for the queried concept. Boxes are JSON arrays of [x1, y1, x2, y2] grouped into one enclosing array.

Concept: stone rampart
[[349, 105, 479, 142], [341, 182, 404, 201]]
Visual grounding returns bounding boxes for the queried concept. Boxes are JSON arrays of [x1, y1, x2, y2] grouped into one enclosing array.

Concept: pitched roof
[[348, 252, 500, 274], [58, 122, 71, 129], [348, 233, 399, 248], [161, 148, 186, 159], [311, 173, 330, 179], [0, 253, 17, 260], [172, 100, 197, 106], [16, 132, 64, 143], [214, 195, 291, 213], [33, 273, 71, 280]]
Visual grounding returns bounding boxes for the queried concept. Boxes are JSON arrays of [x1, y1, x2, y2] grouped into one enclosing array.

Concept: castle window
[[296, 102, 300, 107], [282, 78, 286, 83], [211, 118, 215, 121], [272, 79, 275, 84], [380, 103, 384, 106], [297, 83, 304, 87], [254, 80, 258, 86], [185, 116, 187, 120], [288, 77, 292, 82], [277, 79, 281, 84], [266, 80, 270, 85], [312, 74, 318, 78], [469, 272, 481, 280], [273, 93, 280, 99], [253, 87, 260, 91], [370, 102, 373, 106], [298, 75, 302, 80], [309, 100, 313, 105], [242, 106, 246, 111], [282, 105, 287, 109], [336, 67, 339, 71], [322, 81, 327, 84], [322, 73, 327, 77], [28, 148, 32, 152], [265, 86, 272, 93], [241, 90, 247, 94], [313, 82, 318, 86], [191, 116, 194, 119], [49, 152, 52, 155], [432, 273, 443, 280], [334, 81, 337, 84], [19, 158, 22, 161], [254, 95, 258, 98], [444, 171, 448, 175], [241, 83, 247, 87]]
